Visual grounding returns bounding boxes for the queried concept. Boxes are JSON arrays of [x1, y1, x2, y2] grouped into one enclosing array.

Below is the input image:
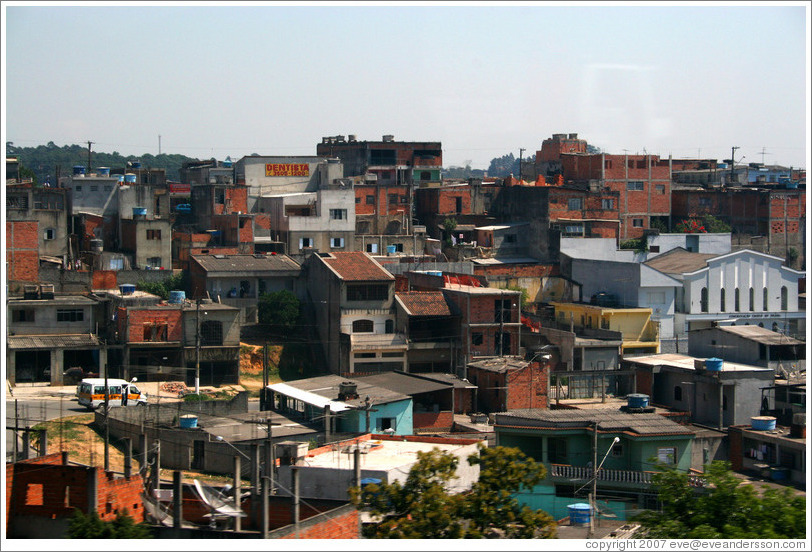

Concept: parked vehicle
[[76, 377, 147, 410]]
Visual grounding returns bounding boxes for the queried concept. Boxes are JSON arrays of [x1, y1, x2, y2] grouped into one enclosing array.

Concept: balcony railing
[[550, 464, 705, 487]]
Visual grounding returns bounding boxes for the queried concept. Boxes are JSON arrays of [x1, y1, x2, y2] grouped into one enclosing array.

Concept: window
[[781, 286, 788, 310], [90, 185, 99, 192], [601, 199, 614, 209], [455, 197, 463, 213], [378, 417, 396, 431], [655, 185, 666, 194], [382, 352, 402, 358], [299, 237, 313, 249], [352, 319, 374, 333], [392, 243, 404, 252], [385, 319, 394, 333], [354, 352, 376, 359], [699, 197, 712, 207], [366, 243, 378, 253], [146, 257, 162, 268], [329, 209, 347, 220], [763, 287, 769, 311], [632, 219, 644, 228], [355, 197, 361, 204], [568, 197, 583, 210], [366, 195, 375, 204], [388, 194, 399, 205], [44, 228, 55, 240], [611, 442, 624, 457], [700, 287, 709, 313], [657, 447, 677, 464], [143, 322, 168, 342], [330, 237, 345, 249], [146, 229, 161, 240], [472, 332, 484, 346], [400, 195, 408, 204], [749, 287, 755, 311], [627, 181, 644, 191], [563, 224, 584, 236], [674, 386, 683, 401], [74, 185, 82, 192], [346, 284, 389, 301], [57, 309, 84, 322], [734, 288, 740, 312], [200, 320, 223, 346], [720, 288, 726, 312], [12, 309, 35, 322], [549, 437, 568, 464]]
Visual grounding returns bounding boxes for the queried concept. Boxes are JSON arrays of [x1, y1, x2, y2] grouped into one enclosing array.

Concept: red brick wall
[[254, 213, 271, 230], [226, 187, 248, 214], [6, 220, 39, 283], [92, 270, 118, 290], [239, 218, 253, 244], [413, 411, 454, 430], [124, 308, 183, 342], [436, 188, 472, 215], [506, 362, 549, 410], [279, 508, 359, 539], [6, 454, 145, 525], [635, 369, 653, 396], [474, 263, 558, 278], [537, 135, 588, 162], [354, 184, 411, 216]]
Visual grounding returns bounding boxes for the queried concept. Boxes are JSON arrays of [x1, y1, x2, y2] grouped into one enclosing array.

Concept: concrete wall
[[237, 156, 327, 211], [68, 175, 120, 216], [647, 233, 731, 256]]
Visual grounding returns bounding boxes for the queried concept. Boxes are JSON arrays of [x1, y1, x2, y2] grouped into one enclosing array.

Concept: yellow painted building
[[551, 302, 660, 354]]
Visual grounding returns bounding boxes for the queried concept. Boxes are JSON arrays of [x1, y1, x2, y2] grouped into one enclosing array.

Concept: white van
[[76, 377, 148, 410]]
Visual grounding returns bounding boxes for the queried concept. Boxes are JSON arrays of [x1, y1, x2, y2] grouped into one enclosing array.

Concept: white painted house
[[644, 248, 805, 339]]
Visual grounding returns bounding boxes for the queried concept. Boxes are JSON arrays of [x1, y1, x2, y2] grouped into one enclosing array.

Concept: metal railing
[[550, 464, 705, 487]]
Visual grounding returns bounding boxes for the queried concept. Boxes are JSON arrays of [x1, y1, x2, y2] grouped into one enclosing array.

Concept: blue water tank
[[751, 416, 776, 431], [168, 290, 186, 304], [568, 503, 592, 526], [627, 394, 650, 409], [386, 245, 397, 255], [175, 204, 192, 214], [97, 167, 110, 176], [73, 165, 86, 175], [131, 161, 142, 169], [132, 207, 147, 217], [119, 284, 136, 295], [179, 415, 198, 429], [124, 173, 137, 184], [705, 358, 724, 372], [360, 478, 382, 486]]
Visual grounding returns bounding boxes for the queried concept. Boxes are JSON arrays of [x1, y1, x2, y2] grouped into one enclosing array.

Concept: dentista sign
[[265, 163, 310, 177]]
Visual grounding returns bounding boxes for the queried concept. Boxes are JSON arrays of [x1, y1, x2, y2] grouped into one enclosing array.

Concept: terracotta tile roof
[[395, 291, 451, 317], [321, 251, 394, 281]]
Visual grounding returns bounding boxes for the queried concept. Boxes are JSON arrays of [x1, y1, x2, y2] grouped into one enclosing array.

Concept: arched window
[[763, 287, 769, 311], [674, 386, 683, 401], [781, 286, 788, 310], [720, 289, 726, 312], [700, 287, 709, 313], [734, 288, 740, 312], [749, 287, 754, 311], [352, 319, 374, 333]]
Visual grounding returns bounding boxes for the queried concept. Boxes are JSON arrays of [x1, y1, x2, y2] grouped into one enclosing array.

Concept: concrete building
[[6, 289, 105, 385], [393, 291, 458, 374], [643, 248, 805, 340], [5, 183, 70, 263], [305, 251, 401, 375], [688, 325, 805, 375], [189, 253, 302, 325], [549, 302, 660, 355], [120, 216, 172, 270], [6, 220, 41, 292], [494, 409, 697, 521], [533, 133, 589, 181], [276, 433, 484, 502], [623, 353, 775, 429], [728, 421, 806, 488], [234, 155, 342, 211]]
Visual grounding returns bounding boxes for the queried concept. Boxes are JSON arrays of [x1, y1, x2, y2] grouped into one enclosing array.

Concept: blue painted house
[[494, 408, 699, 522], [267, 375, 413, 435]]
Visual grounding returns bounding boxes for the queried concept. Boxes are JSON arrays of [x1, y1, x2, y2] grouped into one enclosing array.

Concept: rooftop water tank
[[133, 207, 147, 217], [705, 358, 723, 372], [751, 416, 776, 431], [97, 167, 110, 176], [73, 165, 86, 175], [567, 503, 592, 526], [124, 173, 137, 184], [90, 239, 103, 253], [179, 415, 198, 429], [131, 161, 142, 169], [168, 290, 186, 304], [386, 245, 397, 256], [119, 284, 136, 296], [627, 394, 650, 409]]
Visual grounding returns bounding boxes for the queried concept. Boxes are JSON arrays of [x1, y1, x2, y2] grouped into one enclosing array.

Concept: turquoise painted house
[[494, 409, 698, 522], [267, 375, 413, 436]]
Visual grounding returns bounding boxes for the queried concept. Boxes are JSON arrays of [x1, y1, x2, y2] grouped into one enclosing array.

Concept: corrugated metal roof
[[7, 334, 101, 350], [468, 357, 529, 373], [360, 372, 452, 396], [267, 382, 353, 412], [715, 325, 805, 345], [192, 254, 300, 274], [494, 409, 695, 436], [275, 374, 411, 406]]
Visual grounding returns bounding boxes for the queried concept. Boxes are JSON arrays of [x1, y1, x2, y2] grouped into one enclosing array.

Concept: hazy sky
[[3, 2, 809, 170]]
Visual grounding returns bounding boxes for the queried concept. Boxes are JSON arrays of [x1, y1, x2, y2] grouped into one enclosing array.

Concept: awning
[[267, 382, 353, 412], [7, 334, 101, 350]]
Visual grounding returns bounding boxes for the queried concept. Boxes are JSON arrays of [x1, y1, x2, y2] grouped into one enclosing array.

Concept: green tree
[[701, 214, 731, 233], [258, 290, 301, 335], [634, 461, 806, 539], [443, 217, 458, 247], [136, 271, 188, 300], [352, 446, 556, 539], [68, 509, 152, 538]]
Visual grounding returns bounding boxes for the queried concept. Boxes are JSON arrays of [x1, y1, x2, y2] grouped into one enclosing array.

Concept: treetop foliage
[[67, 508, 152, 539]]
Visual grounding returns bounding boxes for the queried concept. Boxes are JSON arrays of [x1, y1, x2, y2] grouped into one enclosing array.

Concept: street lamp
[[215, 435, 250, 461], [195, 299, 207, 395]]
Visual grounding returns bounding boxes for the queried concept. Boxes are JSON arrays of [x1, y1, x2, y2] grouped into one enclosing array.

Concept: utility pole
[[86, 141, 94, 173], [158, 135, 161, 156], [589, 421, 598, 538], [729, 146, 739, 185], [104, 358, 109, 472], [519, 148, 525, 181], [195, 299, 201, 395]]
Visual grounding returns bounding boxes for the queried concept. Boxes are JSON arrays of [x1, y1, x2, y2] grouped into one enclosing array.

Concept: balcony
[[549, 464, 705, 488]]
